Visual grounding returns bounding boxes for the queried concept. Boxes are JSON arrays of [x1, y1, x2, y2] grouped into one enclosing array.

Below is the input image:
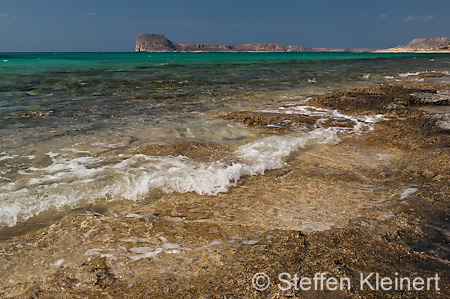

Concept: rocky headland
[[136, 34, 286, 52], [377, 37, 450, 53], [135, 34, 373, 53], [136, 34, 450, 53]]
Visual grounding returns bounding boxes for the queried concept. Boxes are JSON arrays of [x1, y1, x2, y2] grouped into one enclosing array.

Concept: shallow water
[[1, 52, 450, 229]]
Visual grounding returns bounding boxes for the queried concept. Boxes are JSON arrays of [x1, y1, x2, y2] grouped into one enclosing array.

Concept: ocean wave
[[0, 107, 383, 227]]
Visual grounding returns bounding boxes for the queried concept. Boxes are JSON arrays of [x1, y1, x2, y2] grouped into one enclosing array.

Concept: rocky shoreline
[[1, 81, 449, 298]]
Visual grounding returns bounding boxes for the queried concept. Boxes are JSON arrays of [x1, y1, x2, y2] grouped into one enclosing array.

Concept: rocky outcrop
[[379, 37, 450, 52], [403, 37, 450, 50], [136, 34, 286, 52], [135, 34, 177, 52]]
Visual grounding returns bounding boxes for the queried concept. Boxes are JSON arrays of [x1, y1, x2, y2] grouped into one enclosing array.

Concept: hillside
[[378, 37, 450, 53]]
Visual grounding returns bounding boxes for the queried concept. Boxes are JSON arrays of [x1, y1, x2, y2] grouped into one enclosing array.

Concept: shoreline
[[1, 81, 449, 298], [373, 49, 450, 54]]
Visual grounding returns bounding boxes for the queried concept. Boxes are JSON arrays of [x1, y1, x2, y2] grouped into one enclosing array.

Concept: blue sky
[[0, 0, 449, 52]]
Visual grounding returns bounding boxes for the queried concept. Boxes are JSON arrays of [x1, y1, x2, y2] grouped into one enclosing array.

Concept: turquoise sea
[[1, 52, 449, 229]]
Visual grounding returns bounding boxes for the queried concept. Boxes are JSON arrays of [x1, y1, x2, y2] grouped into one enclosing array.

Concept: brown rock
[[135, 34, 176, 52], [136, 33, 286, 52]]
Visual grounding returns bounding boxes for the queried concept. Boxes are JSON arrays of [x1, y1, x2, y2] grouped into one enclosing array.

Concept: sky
[[0, 0, 449, 52]]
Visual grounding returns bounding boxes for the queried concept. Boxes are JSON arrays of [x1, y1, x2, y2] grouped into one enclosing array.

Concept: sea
[[1, 52, 449, 230]]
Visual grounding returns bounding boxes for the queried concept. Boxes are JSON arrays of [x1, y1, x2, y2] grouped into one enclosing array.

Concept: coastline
[[374, 49, 450, 54], [135, 33, 450, 54], [1, 78, 449, 298]]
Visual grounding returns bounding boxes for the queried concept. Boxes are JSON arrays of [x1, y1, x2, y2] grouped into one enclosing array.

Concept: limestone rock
[[136, 33, 287, 52], [403, 37, 450, 50], [135, 34, 176, 52]]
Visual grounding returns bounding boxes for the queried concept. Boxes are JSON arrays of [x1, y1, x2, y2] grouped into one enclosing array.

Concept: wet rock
[[220, 111, 318, 132], [306, 84, 441, 114], [409, 72, 444, 78], [411, 90, 450, 105], [1, 82, 450, 298], [11, 110, 53, 118], [133, 141, 231, 162], [432, 113, 450, 130]]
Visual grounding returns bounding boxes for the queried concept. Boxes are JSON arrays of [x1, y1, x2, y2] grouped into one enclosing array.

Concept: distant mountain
[[137, 33, 450, 53], [379, 37, 450, 52], [135, 34, 286, 52]]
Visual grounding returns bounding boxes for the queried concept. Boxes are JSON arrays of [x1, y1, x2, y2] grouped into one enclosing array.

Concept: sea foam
[[0, 107, 383, 227]]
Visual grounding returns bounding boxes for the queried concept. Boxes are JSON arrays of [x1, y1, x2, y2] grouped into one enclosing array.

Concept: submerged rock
[[220, 111, 317, 132], [2, 82, 450, 298], [409, 71, 444, 78]]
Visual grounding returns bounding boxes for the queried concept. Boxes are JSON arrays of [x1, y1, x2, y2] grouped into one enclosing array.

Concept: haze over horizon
[[0, 0, 449, 52]]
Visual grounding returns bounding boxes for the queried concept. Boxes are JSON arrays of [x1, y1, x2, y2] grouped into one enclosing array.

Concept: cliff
[[136, 34, 286, 52], [135, 34, 177, 52], [137, 34, 450, 54]]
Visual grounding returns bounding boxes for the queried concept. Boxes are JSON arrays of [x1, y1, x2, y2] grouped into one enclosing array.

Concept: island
[[376, 37, 450, 53], [135, 34, 286, 52], [136, 34, 450, 53]]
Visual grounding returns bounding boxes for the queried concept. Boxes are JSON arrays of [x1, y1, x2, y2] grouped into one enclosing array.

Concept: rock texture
[[136, 34, 286, 52], [2, 82, 450, 298], [135, 34, 177, 52]]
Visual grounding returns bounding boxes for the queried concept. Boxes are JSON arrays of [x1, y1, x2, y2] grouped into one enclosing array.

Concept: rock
[[410, 71, 444, 78], [432, 113, 450, 130], [220, 111, 317, 131], [403, 37, 450, 50], [411, 91, 450, 105], [135, 34, 176, 52], [136, 33, 286, 52], [382, 37, 450, 52]]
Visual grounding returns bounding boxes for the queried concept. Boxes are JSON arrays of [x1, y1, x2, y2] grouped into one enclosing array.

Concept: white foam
[[301, 221, 334, 231], [209, 240, 223, 246], [261, 105, 386, 133], [85, 248, 118, 261], [399, 72, 421, 77], [400, 188, 418, 199], [0, 153, 18, 161], [125, 241, 191, 261], [54, 259, 65, 268], [119, 237, 151, 243], [127, 247, 163, 261], [0, 107, 386, 227], [398, 71, 442, 78], [241, 239, 259, 245]]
